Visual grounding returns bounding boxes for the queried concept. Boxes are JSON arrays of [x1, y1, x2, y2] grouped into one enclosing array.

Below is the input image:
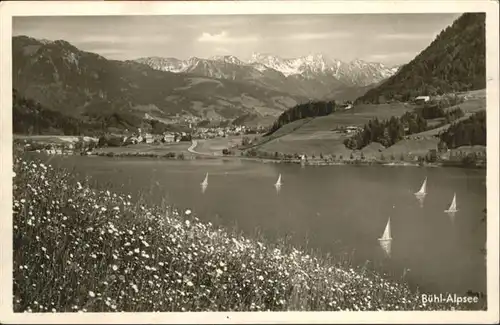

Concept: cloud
[[286, 32, 351, 40], [367, 52, 416, 60], [79, 34, 171, 45], [269, 17, 330, 27], [376, 33, 434, 40], [197, 31, 259, 44]]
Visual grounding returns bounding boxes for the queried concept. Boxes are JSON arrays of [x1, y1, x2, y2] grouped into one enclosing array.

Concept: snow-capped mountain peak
[[134, 53, 401, 90], [209, 55, 244, 65]]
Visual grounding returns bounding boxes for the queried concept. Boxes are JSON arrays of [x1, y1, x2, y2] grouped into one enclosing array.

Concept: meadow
[[92, 142, 195, 159], [249, 91, 486, 160], [12, 150, 484, 312]]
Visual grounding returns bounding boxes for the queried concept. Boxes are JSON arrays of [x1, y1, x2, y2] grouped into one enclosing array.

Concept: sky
[[13, 13, 462, 66]]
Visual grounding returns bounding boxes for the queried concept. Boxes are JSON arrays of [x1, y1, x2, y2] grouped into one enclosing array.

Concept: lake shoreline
[[15, 136, 486, 170], [88, 147, 486, 170], [13, 152, 486, 311]]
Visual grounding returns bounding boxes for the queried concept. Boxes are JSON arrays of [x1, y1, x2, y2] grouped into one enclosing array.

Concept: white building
[[414, 96, 431, 104]]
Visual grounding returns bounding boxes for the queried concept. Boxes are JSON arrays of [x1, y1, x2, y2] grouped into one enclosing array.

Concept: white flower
[[112, 265, 118, 271], [185, 209, 192, 215], [88, 291, 95, 298]]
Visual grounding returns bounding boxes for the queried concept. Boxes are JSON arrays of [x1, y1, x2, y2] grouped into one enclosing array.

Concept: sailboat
[[444, 193, 458, 219], [378, 217, 392, 257], [200, 173, 208, 193], [274, 174, 282, 188], [414, 177, 427, 198], [201, 173, 208, 187]]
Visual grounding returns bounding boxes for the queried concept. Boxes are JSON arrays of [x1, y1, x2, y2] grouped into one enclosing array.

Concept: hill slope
[[356, 13, 485, 103], [12, 36, 305, 123]]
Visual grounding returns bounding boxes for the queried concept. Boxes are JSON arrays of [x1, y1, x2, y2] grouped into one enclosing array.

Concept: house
[[345, 126, 361, 134], [144, 134, 154, 144], [339, 103, 353, 110], [414, 96, 431, 104], [163, 133, 175, 143]]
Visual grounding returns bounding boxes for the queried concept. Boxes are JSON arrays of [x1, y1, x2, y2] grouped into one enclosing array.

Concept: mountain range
[[12, 35, 401, 129], [134, 54, 400, 100], [12, 36, 310, 125]]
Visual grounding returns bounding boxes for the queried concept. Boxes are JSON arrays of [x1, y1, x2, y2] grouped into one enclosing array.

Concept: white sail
[[201, 173, 208, 186], [445, 193, 458, 213], [378, 218, 392, 257], [415, 177, 427, 196], [381, 218, 392, 240], [275, 174, 282, 187]]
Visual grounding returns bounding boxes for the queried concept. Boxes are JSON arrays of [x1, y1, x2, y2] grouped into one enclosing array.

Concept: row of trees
[[417, 99, 465, 120], [344, 112, 428, 150], [344, 101, 469, 151], [439, 110, 486, 148], [266, 100, 337, 135]]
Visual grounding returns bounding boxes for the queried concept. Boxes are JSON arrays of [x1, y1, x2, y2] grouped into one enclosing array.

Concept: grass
[[251, 103, 414, 157], [250, 92, 486, 159], [12, 151, 483, 312], [92, 143, 195, 159], [193, 136, 244, 154]]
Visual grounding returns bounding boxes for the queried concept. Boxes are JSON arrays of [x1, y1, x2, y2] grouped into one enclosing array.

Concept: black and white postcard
[[0, 1, 498, 324]]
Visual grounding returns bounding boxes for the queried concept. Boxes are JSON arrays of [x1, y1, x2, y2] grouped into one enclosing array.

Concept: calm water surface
[[43, 155, 487, 295]]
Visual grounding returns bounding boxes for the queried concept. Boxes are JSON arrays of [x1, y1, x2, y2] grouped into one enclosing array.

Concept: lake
[[42, 154, 487, 296]]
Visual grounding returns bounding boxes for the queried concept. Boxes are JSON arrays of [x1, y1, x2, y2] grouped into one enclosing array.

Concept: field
[[193, 136, 244, 155], [252, 91, 486, 158], [254, 102, 414, 156], [93, 143, 193, 157], [13, 151, 480, 312]]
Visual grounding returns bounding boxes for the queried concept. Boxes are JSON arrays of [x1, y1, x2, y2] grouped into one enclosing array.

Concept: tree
[[98, 135, 108, 148], [355, 13, 485, 104], [241, 136, 251, 146]]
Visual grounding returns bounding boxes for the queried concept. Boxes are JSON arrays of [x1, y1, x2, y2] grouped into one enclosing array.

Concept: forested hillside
[[439, 110, 486, 148], [266, 100, 338, 135], [356, 13, 486, 103], [13, 89, 98, 136], [13, 89, 161, 136]]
